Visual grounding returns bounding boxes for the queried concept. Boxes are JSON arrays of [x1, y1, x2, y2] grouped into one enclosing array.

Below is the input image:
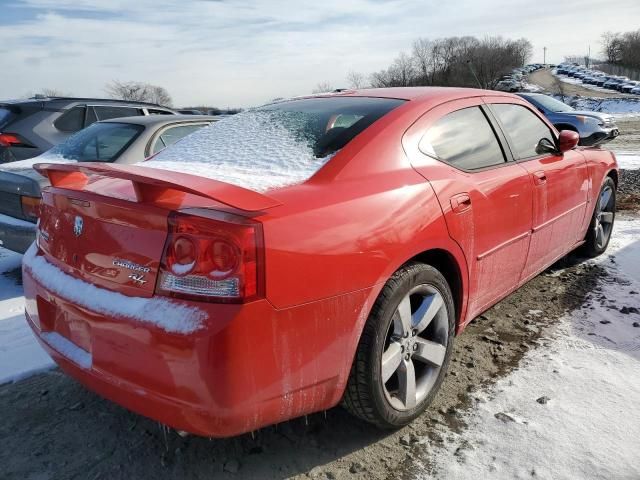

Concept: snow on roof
[[0, 154, 72, 172], [144, 110, 333, 193], [22, 244, 206, 334]]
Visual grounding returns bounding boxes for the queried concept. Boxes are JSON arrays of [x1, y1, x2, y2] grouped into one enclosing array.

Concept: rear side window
[[147, 109, 173, 115], [54, 106, 85, 132], [490, 104, 555, 159], [93, 106, 142, 121], [151, 123, 209, 154], [420, 107, 505, 170], [43, 122, 143, 162], [0, 108, 13, 128]]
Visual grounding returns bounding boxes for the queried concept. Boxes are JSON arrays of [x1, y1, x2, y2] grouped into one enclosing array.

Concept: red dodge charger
[[22, 87, 617, 437]]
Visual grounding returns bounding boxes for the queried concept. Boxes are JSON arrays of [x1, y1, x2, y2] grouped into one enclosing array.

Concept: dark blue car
[[517, 93, 619, 146]]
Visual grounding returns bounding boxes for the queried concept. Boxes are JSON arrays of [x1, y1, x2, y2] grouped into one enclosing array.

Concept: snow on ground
[[615, 153, 640, 170], [556, 95, 640, 118], [552, 71, 622, 96], [0, 247, 53, 384], [421, 217, 640, 480]]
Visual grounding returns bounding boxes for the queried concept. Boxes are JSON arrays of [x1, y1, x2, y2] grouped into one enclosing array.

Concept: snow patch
[[553, 94, 640, 117], [421, 217, 640, 480], [144, 110, 333, 193], [41, 332, 92, 369], [0, 247, 54, 384], [614, 152, 640, 170], [22, 244, 206, 334]]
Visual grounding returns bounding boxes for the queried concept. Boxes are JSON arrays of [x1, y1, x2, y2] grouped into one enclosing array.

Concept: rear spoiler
[[33, 162, 282, 213]]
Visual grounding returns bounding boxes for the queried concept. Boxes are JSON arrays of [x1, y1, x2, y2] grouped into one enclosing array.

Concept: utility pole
[[587, 45, 591, 68], [543, 46, 547, 65]]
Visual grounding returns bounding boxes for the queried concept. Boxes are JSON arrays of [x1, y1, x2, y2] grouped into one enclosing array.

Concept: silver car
[[0, 114, 213, 253]]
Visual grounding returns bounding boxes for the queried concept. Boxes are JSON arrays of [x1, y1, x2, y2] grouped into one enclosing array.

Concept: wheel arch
[[408, 248, 464, 331]]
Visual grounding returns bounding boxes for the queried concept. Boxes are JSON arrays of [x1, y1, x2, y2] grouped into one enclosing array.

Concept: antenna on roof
[[466, 60, 483, 89]]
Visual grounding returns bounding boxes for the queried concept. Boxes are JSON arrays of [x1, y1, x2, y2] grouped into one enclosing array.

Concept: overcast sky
[[2, 0, 639, 107]]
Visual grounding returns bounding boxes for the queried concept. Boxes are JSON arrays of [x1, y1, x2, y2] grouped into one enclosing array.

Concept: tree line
[[334, 36, 533, 91], [602, 30, 640, 70]]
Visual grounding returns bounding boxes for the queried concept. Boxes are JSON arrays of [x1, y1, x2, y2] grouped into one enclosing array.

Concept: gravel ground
[[0, 250, 610, 480]]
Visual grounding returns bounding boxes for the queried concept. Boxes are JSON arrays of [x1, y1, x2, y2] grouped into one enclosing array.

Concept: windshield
[[528, 95, 574, 113], [42, 122, 143, 162], [146, 96, 405, 192]]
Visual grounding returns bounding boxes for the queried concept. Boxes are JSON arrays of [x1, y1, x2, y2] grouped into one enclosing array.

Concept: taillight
[[21, 195, 41, 220], [157, 211, 264, 303], [0, 133, 34, 148]]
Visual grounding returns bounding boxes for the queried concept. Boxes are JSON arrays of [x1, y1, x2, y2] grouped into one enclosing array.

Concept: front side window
[[420, 107, 505, 170], [42, 122, 143, 162], [54, 106, 85, 132], [93, 106, 142, 121], [151, 123, 209, 154], [522, 94, 574, 113], [491, 104, 555, 160]]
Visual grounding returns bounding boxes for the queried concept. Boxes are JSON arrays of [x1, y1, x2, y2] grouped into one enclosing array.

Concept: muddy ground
[[1, 83, 639, 480]]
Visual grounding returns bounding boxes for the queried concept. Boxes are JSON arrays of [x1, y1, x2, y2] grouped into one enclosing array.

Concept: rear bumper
[[0, 214, 36, 253], [22, 253, 373, 437]]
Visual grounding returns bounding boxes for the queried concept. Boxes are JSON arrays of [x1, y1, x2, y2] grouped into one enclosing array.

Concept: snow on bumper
[[21, 252, 373, 437], [22, 244, 206, 334]]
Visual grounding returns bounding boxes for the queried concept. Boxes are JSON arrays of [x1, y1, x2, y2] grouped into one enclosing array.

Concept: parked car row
[[495, 63, 546, 92], [555, 64, 640, 94], [0, 95, 215, 252], [0, 96, 175, 164]]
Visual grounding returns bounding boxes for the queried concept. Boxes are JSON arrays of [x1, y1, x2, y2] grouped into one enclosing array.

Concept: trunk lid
[[34, 162, 281, 298]]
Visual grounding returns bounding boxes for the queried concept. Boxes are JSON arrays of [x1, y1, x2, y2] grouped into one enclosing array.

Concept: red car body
[[22, 88, 618, 437]]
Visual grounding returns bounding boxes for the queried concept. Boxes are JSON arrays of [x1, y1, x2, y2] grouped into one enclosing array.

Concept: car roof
[[100, 114, 214, 126], [284, 87, 514, 104], [0, 96, 173, 109]]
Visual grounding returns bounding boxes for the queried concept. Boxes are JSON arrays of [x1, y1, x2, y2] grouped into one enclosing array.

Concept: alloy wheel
[[381, 285, 449, 411], [595, 185, 615, 249]]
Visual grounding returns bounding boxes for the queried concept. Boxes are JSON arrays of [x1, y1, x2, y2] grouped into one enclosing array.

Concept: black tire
[[581, 176, 616, 258], [342, 262, 455, 429]]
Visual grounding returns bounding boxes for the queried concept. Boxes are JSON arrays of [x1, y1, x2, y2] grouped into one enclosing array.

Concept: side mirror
[[558, 130, 580, 152], [535, 137, 558, 155]]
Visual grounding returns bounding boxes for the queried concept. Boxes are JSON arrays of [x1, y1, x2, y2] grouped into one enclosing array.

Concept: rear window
[[41, 122, 143, 162], [93, 106, 142, 121], [145, 96, 404, 192]]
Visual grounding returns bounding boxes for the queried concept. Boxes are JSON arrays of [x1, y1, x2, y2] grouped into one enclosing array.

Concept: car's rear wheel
[[343, 262, 455, 428], [581, 177, 616, 258]]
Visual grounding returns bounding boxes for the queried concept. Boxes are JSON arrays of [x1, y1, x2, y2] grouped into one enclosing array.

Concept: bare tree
[[346, 71, 367, 89], [312, 81, 334, 94], [105, 80, 173, 106]]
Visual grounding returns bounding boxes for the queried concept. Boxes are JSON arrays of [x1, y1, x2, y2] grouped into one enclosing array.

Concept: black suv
[[0, 96, 175, 163]]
